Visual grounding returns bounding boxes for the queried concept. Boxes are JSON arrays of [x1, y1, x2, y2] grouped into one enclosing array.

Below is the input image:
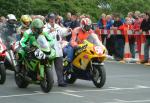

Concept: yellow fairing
[[72, 41, 107, 70]]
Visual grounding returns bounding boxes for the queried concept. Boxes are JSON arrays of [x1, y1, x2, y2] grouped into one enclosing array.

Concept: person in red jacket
[[133, 13, 143, 55], [119, 17, 135, 58]]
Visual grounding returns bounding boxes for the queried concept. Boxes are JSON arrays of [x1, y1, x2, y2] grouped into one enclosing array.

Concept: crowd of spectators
[[0, 11, 150, 65]]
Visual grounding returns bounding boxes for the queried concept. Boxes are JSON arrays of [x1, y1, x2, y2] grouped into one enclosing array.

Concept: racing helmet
[[80, 18, 92, 31], [31, 19, 44, 34], [20, 15, 32, 26], [7, 14, 17, 21]]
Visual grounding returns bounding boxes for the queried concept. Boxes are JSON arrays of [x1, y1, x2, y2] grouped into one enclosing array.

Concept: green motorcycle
[[15, 35, 55, 93]]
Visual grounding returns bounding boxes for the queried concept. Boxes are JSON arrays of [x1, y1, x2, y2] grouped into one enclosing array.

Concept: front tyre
[[0, 64, 6, 84], [92, 65, 106, 88], [15, 72, 29, 88], [40, 68, 54, 93]]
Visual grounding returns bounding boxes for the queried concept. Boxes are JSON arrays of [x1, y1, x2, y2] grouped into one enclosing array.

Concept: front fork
[[90, 61, 104, 75], [39, 63, 44, 79], [6, 50, 17, 69]]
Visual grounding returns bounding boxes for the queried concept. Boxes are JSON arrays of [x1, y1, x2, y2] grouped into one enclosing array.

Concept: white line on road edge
[[0, 91, 84, 99], [64, 89, 78, 92], [62, 86, 150, 93], [105, 99, 150, 103], [0, 85, 149, 99], [60, 92, 84, 98], [136, 85, 150, 88], [0, 92, 45, 99]]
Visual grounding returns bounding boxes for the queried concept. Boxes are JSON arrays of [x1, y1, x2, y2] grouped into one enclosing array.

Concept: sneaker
[[58, 83, 67, 87], [140, 60, 148, 64], [144, 62, 150, 66], [119, 60, 125, 63]]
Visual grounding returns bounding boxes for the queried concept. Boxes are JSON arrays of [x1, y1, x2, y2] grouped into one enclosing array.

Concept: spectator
[[0, 16, 6, 36], [119, 17, 135, 58], [97, 13, 106, 29], [111, 14, 124, 61], [70, 12, 80, 29], [66, 12, 80, 41], [133, 11, 142, 55], [56, 15, 64, 27], [127, 12, 135, 24], [63, 12, 72, 28], [44, 13, 71, 87], [105, 15, 114, 56], [140, 12, 150, 65]]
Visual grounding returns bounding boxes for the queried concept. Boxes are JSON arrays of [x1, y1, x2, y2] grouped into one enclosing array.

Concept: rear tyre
[[15, 72, 29, 88], [0, 64, 6, 84], [64, 73, 76, 84]]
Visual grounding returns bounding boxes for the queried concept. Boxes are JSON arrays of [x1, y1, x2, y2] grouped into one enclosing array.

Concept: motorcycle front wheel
[[40, 68, 54, 93], [0, 64, 6, 84], [91, 65, 106, 88]]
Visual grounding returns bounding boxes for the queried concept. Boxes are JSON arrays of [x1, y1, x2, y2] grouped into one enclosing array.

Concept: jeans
[[53, 57, 65, 84], [63, 44, 74, 62], [115, 37, 125, 59], [129, 36, 135, 58], [144, 38, 150, 61], [129, 42, 135, 58]]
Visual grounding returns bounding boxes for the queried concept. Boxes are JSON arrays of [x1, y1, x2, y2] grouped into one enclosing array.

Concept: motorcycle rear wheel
[[40, 68, 54, 93], [0, 64, 6, 84], [15, 72, 29, 88], [64, 72, 77, 84]]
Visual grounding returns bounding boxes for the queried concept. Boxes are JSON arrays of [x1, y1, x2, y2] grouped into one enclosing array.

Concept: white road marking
[[62, 85, 150, 93], [136, 85, 150, 88], [114, 99, 127, 102], [0, 92, 45, 98], [64, 89, 78, 92], [0, 85, 149, 99], [108, 87, 121, 89], [60, 92, 84, 98], [82, 100, 95, 103], [0, 91, 84, 99], [105, 99, 150, 103]]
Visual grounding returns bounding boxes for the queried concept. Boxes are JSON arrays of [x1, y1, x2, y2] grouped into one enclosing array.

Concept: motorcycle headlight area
[[0, 44, 4, 53], [34, 49, 46, 60], [94, 46, 104, 54]]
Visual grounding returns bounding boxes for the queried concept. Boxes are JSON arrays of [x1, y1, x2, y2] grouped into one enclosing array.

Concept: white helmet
[[7, 14, 17, 21], [80, 18, 92, 31]]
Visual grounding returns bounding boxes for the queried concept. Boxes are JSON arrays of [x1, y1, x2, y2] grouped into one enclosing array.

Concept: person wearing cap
[[44, 13, 71, 87]]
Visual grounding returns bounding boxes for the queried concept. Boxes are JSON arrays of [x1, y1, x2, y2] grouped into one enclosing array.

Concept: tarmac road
[[0, 62, 150, 103]]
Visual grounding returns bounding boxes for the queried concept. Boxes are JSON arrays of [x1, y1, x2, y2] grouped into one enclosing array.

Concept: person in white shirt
[[43, 13, 71, 87]]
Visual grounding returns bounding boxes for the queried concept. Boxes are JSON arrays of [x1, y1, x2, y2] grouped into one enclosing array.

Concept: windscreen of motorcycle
[[37, 35, 50, 52]]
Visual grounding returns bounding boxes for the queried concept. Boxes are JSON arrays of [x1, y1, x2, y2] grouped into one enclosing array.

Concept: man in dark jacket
[[66, 12, 80, 41], [111, 14, 124, 61], [63, 12, 72, 28], [140, 12, 150, 65]]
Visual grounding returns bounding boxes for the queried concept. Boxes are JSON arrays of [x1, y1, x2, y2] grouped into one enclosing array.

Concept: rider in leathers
[[18, 19, 56, 65]]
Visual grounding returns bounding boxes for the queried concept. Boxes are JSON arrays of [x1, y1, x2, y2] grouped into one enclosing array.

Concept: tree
[[0, 0, 150, 22]]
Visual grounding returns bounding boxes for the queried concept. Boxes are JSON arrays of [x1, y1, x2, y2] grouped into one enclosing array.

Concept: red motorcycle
[[0, 38, 6, 84]]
